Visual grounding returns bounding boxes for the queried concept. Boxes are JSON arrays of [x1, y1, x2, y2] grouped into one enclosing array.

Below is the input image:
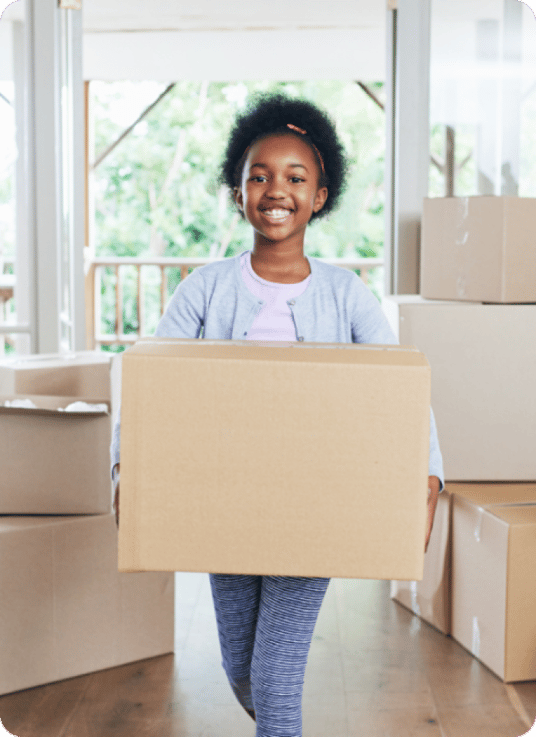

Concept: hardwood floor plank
[[0, 675, 90, 737], [435, 704, 528, 737], [346, 706, 443, 737], [1, 576, 535, 737], [510, 682, 536, 726], [61, 654, 175, 737]]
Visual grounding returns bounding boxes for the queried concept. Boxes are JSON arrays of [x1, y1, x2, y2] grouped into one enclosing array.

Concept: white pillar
[[500, 0, 522, 195], [13, 20, 33, 354], [385, 0, 431, 296], [384, 3, 396, 297], [23, 0, 84, 354]]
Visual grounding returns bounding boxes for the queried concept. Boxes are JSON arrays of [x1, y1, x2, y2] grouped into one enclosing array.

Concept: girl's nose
[[265, 176, 287, 199]]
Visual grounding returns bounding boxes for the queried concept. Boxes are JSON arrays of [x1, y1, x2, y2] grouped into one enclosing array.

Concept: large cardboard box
[[391, 483, 536, 636], [0, 394, 112, 514], [390, 489, 452, 635], [0, 351, 112, 399], [382, 295, 536, 480], [0, 514, 174, 696], [118, 338, 432, 579], [451, 492, 536, 682], [420, 196, 536, 303]]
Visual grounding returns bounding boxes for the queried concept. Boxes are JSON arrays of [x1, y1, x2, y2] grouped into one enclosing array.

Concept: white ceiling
[[2, 0, 385, 31], [84, 0, 385, 32], [1, 0, 388, 80]]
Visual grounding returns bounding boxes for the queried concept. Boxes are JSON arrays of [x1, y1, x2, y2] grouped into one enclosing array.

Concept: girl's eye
[[250, 175, 266, 182], [291, 177, 304, 183]]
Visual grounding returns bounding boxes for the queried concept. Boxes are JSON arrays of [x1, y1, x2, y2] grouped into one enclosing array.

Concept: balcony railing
[[85, 255, 384, 349], [0, 260, 16, 353]]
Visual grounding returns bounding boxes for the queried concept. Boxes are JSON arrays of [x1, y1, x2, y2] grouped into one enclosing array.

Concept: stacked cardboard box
[[0, 352, 175, 696], [386, 195, 536, 681]]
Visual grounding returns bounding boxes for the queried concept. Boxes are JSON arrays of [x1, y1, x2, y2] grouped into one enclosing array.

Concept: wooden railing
[[0, 260, 16, 354], [85, 255, 384, 349]]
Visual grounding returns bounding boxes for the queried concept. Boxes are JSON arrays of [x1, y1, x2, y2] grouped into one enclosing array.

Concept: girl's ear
[[233, 186, 244, 211], [313, 186, 329, 213]]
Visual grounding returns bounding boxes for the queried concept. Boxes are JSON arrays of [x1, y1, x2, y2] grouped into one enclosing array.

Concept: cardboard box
[[0, 351, 112, 399], [118, 338, 432, 579], [421, 196, 536, 303], [451, 492, 536, 682], [0, 394, 112, 514], [381, 295, 536, 480], [390, 489, 452, 635], [0, 514, 174, 696], [391, 483, 536, 635]]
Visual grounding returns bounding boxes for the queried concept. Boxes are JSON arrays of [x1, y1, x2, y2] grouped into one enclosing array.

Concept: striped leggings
[[209, 573, 330, 737]]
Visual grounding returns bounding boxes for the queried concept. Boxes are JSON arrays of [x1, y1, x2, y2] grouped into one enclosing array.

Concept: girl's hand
[[425, 475, 440, 552], [112, 464, 120, 528]]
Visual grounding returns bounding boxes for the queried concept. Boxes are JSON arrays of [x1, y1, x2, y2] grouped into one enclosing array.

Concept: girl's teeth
[[265, 210, 290, 219]]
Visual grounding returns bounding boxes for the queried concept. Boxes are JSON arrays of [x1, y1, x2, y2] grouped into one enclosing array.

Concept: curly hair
[[219, 92, 349, 221]]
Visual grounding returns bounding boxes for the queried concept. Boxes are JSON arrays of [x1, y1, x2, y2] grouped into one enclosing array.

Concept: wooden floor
[[1, 574, 536, 737]]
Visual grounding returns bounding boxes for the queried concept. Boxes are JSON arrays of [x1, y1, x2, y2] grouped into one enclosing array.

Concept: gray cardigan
[[111, 250, 444, 487]]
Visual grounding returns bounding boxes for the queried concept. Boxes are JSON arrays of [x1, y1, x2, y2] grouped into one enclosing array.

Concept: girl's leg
[[209, 573, 262, 715], [251, 575, 330, 737]]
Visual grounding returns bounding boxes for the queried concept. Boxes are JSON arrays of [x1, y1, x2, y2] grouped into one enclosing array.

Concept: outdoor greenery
[[90, 81, 386, 347]]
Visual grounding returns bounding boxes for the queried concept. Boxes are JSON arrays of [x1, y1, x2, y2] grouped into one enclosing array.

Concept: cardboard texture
[[118, 338, 432, 579], [381, 295, 536, 481], [451, 494, 536, 682], [0, 351, 112, 399], [420, 196, 536, 303], [0, 514, 174, 696], [390, 483, 536, 636], [390, 490, 451, 635], [0, 394, 112, 514]]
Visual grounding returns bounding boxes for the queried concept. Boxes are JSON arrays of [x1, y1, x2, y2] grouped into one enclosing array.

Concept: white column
[[13, 20, 33, 354], [386, 0, 431, 296], [500, 0, 522, 195], [25, 0, 62, 353], [24, 0, 84, 354], [384, 3, 396, 297]]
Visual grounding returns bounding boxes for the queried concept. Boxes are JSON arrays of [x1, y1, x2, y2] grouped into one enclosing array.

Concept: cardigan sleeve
[[154, 266, 206, 338], [349, 275, 445, 491]]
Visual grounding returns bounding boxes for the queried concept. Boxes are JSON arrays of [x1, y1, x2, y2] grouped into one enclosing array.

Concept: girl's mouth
[[261, 208, 293, 222]]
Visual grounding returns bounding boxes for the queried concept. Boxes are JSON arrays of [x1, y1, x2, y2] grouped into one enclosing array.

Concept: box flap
[[0, 351, 111, 368], [0, 394, 110, 417], [489, 504, 536, 526], [125, 337, 429, 369], [447, 483, 536, 506]]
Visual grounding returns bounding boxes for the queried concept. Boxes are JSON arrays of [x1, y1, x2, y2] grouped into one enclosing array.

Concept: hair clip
[[287, 123, 307, 135]]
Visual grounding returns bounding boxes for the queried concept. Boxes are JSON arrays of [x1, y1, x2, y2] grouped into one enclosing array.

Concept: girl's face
[[234, 133, 328, 250]]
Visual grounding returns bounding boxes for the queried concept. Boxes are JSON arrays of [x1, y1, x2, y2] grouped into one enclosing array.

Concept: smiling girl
[[111, 92, 444, 737]]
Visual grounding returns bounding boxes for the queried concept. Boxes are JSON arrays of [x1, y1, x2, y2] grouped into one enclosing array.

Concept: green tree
[[91, 80, 387, 344]]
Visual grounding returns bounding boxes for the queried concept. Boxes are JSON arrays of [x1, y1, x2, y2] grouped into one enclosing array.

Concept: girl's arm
[[349, 275, 445, 493]]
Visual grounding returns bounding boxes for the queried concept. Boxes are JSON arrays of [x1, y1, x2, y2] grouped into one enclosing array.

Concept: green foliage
[[92, 80, 386, 260], [91, 80, 387, 341]]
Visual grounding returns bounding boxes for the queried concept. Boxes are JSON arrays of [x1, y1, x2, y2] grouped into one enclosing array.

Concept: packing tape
[[410, 581, 421, 617], [473, 502, 536, 544], [472, 616, 481, 657]]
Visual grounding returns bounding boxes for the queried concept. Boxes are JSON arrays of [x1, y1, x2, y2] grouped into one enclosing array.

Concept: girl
[[112, 92, 444, 737]]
